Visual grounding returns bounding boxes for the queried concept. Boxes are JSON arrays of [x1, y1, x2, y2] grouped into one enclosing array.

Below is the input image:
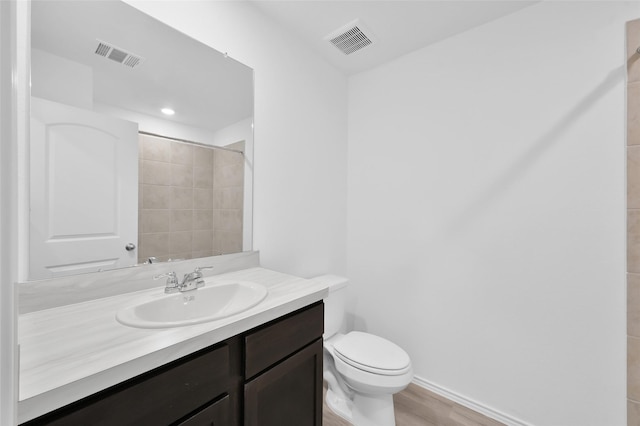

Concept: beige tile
[[630, 274, 640, 338], [138, 184, 144, 210], [142, 185, 170, 209], [140, 134, 171, 162], [630, 147, 640, 207], [169, 253, 191, 261], [171, 163, 193, 188], [142, 160, 171, 185], [171, 210, 192, 232], [194, 188, 214, 210], [193, 146, 214, 168], [171, 141, 193, 165], [630, 84, 640, 146], [169, 231, 192, 254], [170, 187, 193, 210], [213, 189, 223, 211], [194, 166, 214, 189], [630, 337, 640, 401], [193, 210, 213, 231], [215, 231, 243, 255], [214, 209, 243, 232], [193, 230, 214, 252], [141, 233, 170, 258], [226, 140, 245, 153], [192, 250, 214, 259], [630, 399, 640, 426], [214, 187, 244, 210], [214, 163, 244, 188], [629, 210, 640, 273], [141, 210, 170, 233], [214, 148, 244, 168], [628, 20, 640, 84]]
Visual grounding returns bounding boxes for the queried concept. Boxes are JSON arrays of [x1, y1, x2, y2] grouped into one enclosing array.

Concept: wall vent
[[94, 40, 144, 68], [325, 19, 375, 56]]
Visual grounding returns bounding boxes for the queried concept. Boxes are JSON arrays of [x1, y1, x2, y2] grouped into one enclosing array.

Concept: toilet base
[[352, 392, 396, 426], [325, 388, 397, 426], [326, 388, 353, 423]]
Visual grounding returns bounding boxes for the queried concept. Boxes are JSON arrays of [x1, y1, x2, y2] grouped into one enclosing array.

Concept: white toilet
[[316, 275, 413, 426]]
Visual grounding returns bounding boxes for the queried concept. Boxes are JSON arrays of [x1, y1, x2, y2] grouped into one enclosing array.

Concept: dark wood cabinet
[[244, 339, 323, 426], [244, 302, 324, 426], [245, 302, 324, 379], [22, 302, 323, 426], [177, 395, 230, 426]]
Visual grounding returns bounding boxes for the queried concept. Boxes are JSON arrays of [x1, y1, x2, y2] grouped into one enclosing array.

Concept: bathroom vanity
[[18, 266, 327, 425]]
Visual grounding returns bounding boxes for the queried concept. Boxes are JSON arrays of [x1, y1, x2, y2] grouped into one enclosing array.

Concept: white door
[[30, 97, 138, 280]]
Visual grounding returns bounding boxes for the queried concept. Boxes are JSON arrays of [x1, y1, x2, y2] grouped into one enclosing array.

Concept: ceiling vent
[[325, 19, 375, 56], [94, 40, 144, 68]]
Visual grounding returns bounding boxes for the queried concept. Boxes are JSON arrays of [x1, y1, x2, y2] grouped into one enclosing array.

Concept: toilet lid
[[333, 331, 411, 376]]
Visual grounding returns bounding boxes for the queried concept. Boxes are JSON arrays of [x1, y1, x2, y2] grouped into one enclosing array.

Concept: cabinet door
[[178, 395, 229, 426], [244, 339, 323, 426]]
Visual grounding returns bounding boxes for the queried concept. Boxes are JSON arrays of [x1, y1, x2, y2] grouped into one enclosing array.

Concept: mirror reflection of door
[[30, 97, 138, 280]]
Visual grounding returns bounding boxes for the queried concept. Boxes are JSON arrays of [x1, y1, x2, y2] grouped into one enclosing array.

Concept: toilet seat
[[333, 331, 411, 376]]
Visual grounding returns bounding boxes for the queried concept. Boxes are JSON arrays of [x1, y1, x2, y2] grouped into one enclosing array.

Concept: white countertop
[[18, 267, 328, 423]]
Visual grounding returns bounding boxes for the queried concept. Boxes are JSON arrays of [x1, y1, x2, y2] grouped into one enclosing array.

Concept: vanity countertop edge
[[17, 266, 328, 424]]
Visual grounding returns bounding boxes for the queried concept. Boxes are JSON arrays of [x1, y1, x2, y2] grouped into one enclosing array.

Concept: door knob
[[125, 243, 136, 251]]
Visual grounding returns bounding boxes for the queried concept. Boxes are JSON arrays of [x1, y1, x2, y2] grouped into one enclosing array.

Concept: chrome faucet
[[179, 266, 214, 292], [154, 266, 214, 294]]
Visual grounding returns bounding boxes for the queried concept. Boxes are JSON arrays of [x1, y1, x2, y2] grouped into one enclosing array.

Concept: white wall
[[348, 2, 637, 425], [31, 49, 93, 109], [126, 0, 348, 278]]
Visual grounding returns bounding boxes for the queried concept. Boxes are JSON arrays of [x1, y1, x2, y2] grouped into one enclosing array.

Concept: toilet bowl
[[315, 275, 413, 426]]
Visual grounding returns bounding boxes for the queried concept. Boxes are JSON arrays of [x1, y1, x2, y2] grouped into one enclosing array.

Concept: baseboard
[[412, 375, 532, 426]]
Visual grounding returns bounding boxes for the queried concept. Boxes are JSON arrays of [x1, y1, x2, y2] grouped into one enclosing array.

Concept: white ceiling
[[249, 0, 539, 76]]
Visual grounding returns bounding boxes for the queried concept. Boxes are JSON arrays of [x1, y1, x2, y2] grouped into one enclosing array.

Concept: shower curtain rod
[[138, 130, 245, 155]]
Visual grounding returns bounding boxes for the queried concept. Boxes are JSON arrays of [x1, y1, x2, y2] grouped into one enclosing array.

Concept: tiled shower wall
[[628, 18, 640, 425], [138, 133, 244, 263]]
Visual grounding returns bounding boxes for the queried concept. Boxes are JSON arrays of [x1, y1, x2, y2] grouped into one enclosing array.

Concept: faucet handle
[[189, 266, 213, 289], [153, 271, 178, 281], [154, 271, 180, 293]]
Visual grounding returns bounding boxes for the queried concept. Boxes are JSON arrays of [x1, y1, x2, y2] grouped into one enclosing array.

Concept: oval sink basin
[[116, 280, 268, 328]]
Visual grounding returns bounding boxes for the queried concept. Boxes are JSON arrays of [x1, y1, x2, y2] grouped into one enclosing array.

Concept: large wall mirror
[[27, 1, 254, 281]]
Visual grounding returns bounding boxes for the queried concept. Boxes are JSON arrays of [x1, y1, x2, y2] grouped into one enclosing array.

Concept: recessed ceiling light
[[161, 108, 175, 116]]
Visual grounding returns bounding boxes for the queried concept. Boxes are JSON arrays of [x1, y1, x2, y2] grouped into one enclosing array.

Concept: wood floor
[[323, 383, 505, 426]]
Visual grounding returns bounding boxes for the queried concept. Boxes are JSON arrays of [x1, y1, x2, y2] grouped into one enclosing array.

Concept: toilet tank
[[313, 275, 349, 338]]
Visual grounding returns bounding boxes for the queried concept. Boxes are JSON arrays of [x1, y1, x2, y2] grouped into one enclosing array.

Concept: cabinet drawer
[[24, 343, 231, 426], [245, 302, 323, 379], [178, 394, 230, 426]]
